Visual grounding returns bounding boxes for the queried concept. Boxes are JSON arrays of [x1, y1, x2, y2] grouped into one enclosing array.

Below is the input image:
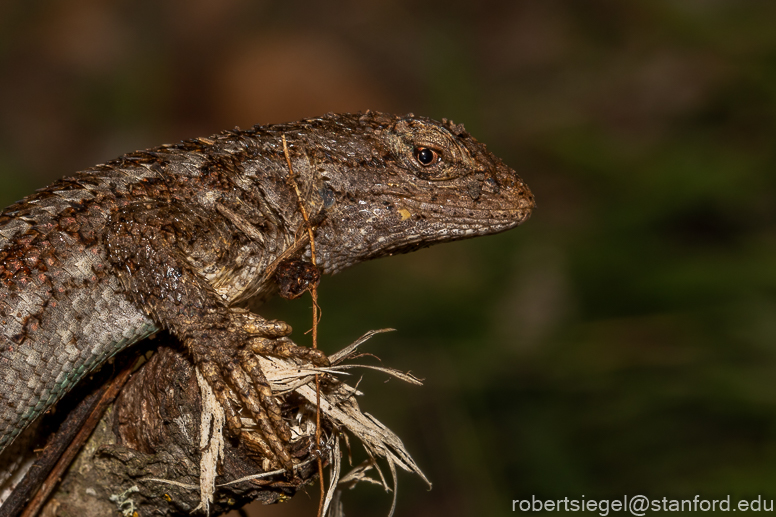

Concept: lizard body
[[0, 111, 534, 463]]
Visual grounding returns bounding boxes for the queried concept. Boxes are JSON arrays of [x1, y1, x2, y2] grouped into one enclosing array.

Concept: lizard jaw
[[311, 205, 533, 275]]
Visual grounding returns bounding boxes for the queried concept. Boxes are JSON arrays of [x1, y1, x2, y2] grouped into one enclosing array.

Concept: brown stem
[[281, 134, 326, 517]]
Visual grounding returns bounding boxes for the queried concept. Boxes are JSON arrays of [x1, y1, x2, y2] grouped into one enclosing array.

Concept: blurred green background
[[3, 1, 776, 515]]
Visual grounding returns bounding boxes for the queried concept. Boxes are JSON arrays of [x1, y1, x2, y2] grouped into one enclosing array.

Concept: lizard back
[[0, 169, 160, 451]]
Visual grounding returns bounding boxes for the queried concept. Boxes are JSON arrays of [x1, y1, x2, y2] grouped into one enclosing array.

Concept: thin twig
[[282, 135, 326, 517]]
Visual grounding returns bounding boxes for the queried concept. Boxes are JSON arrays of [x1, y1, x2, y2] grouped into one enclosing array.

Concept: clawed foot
[[193, 310, 328, 471]]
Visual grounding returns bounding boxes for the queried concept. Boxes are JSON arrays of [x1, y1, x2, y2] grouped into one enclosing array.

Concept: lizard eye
[[414, 147, 440, 166]]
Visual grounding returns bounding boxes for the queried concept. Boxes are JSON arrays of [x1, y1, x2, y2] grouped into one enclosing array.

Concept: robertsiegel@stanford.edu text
[[512, 495, 773, 515]]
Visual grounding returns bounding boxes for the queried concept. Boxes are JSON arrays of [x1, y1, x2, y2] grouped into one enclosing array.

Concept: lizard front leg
[[106, 201, 326, 470]]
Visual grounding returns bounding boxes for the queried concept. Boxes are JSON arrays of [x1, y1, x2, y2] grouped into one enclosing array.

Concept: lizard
[[0, 111, 534, 471]]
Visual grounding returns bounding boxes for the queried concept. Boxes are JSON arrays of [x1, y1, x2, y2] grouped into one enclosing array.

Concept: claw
[[238, 351, 292, 442], [199, 360, 242, 433], [225, 356, 294, 469], [241, 430, 275, 461]]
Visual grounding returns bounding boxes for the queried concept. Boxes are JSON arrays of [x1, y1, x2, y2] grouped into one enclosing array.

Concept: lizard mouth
[[399, 197, 534, 228], [313, 211, 521, 274]]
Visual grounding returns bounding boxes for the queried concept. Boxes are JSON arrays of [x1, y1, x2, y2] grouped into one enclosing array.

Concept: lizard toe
[[249, 336, 329, 367]]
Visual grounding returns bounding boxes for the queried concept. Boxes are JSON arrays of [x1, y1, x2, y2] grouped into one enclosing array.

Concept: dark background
[[3, 1, 776, 516]]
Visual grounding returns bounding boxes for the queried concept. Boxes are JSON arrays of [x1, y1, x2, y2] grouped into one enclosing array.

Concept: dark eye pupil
[[416, 148, 436, 165]]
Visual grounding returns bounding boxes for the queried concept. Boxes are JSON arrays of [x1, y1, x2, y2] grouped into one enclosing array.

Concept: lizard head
[[308, 112, 535, 274]]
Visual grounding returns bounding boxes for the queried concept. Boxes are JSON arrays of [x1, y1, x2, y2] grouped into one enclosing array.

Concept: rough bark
[[40, 336, 318, 517]]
